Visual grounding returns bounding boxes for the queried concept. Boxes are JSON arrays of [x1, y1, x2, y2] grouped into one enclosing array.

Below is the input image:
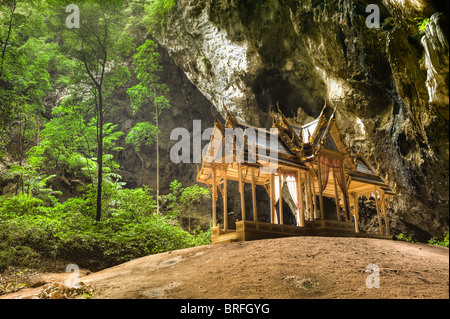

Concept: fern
[[414, 17, 430, 31]]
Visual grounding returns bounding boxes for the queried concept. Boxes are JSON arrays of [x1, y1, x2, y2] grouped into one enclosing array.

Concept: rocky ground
[[1, 236, 448, 299]]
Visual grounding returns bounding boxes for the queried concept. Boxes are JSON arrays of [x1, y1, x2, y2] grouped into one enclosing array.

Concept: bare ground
[[1, 236, 448, 299]]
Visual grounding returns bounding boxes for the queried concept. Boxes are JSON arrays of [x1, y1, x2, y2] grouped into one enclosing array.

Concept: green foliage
[[167, 180, 211, 234], [3, 165, 61, 204], [0, 182, 211, 271], [0, 268, 30, 295], [126, 38, 170, 153], [396, 233, 416, 243], [127, 39, 170, 118], [428, 231, 449, 248], [125, 122, 159, 152], [200, 55, 212, 74], [0, 0, 211, 277], [0, 193, 47, 218], [27, 99, 124, 182], [144, 0, 176, 32], [0, 0, 62, 148], [398, 231, 449, 247], [414, 17, 430, 31]]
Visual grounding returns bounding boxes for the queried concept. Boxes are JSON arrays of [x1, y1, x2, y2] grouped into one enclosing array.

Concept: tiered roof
[[198, 103, 396, 196]]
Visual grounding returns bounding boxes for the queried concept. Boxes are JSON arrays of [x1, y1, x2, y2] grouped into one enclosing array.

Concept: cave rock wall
[[156, 0, 449, 240]]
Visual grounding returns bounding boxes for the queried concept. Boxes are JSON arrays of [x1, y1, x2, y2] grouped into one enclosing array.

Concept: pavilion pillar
[[308, 172, 314, 220], [305, 171, 312, 221], [212, 168, 217, 227], [223, 175, 228, 232], [353, 193, 359, 233], [374, 187, 383, 235], [340, 160, 350, 222], [251, 169, 258, 222], [381, 193, 390, 236], [278, 169, 284, 224], [332, 168, 341, 222], [238, 163, 246, 221], [269, 173, 275, 223], [317, 158, 325, 220], [297, 170, 305, 227], [311, 172, 318, 220]]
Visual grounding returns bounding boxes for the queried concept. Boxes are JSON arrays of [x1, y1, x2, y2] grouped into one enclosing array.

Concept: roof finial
[[269, 104, 276, 119], [356, 143, 362, 155], [221, 100, 237, 127], [319, 101, 327, 117], [211, 105, 222, 124], [330, 105, 337, 119], [308, 130, 313, 143]]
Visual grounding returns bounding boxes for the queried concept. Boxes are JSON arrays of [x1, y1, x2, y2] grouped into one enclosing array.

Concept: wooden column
[[238, 164, 246, 221], [353, 193, 359, 233], [269, 173, 275, 224], [317, 158, 325, 220], [223, 176, 228, 232], [374, 187, 383, 235], [308, 172, 314, 220], [305, 171, 312, 221], [297, 170, 305, 227], [340, 161, 350, 222], [278, 169, 283, 225], [381, 193, 390, 236], [212, 168, 217, 227], [332, 168, 341, 222], [307, 172, 312, 220], [311, 172, 318, 220], [251, 169, 258, 222]]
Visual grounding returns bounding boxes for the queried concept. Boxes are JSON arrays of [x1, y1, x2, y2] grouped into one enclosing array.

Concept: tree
[[0, 0, 17, 71], [27, 99, 124, 187], [54, 0, 132, 221], [167, 180, 211, 234], [0, 0, 52, 152], [126, 39, 170, 214]]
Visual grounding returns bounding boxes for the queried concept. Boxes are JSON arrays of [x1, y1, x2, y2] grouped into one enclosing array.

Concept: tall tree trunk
[[0, 0, 16, 69], [96, 90, 103, 222], [156, 103, 159, 214]]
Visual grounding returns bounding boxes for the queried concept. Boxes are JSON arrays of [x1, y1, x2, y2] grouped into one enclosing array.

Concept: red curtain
[[319, 156, 330, 192], [320, 156, 350, 221]]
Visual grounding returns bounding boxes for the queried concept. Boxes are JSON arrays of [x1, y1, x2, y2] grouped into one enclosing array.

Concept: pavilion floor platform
[[210, 220, 393, 244]]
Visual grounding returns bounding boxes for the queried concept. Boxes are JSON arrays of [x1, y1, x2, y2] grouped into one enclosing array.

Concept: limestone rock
[[154, 0, 449, 240]]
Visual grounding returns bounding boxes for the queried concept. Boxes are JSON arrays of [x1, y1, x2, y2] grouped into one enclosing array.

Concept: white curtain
[[274, 171, 301, 226], [285, 174, 300, 226]]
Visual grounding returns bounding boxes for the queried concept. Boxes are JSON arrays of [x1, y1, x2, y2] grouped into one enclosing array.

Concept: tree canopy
[[0, 0, 211, 277]]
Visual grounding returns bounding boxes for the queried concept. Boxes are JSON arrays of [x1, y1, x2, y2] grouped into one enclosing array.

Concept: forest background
[[0, 0, 212, 274]]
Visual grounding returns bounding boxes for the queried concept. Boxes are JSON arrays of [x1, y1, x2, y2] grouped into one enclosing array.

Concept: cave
[[252, 69, 326, 119]]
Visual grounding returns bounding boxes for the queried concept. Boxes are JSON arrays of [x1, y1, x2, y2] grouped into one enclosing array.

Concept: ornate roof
[[198, 102, 396, 196]]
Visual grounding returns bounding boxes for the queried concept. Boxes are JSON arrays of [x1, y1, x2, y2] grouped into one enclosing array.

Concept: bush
[[0, 193, 47, 218], [397, 233, 415, 243], [0, 184, 211, 271], [428, 231, 449, 248], [167, 180, 211, 233], [0, 216, 59, 270]]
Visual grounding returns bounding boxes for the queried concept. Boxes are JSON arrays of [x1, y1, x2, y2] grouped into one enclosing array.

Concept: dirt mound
[[2, 236, 448, 299]]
